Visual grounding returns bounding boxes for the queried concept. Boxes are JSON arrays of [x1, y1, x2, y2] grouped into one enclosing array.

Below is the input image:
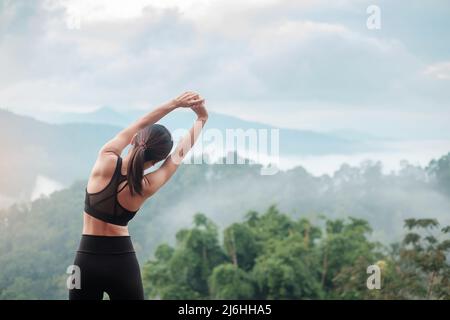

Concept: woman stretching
[[69, 92, 207, 300]]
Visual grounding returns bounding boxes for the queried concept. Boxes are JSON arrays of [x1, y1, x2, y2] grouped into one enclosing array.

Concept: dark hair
[[127, 124, 173, 196]]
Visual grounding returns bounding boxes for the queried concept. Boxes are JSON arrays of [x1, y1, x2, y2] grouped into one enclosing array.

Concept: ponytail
[[127, 144, 146, 196], [126, 124, 174, 196]]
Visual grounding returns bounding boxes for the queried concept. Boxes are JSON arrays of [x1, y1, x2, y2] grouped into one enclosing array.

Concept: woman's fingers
[[186, 94, 199, 101], [177, 91, 196, 100], [193, 99, 205, 108], [188, 98, 204, 105], [183, 91, 199, 99], [174, 91, 202, 107]]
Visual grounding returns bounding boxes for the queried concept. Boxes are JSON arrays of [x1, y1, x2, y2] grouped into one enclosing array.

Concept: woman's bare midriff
[[82, 212, 129, 236]]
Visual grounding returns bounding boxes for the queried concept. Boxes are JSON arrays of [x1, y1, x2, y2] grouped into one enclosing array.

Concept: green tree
[[209, 264, 255, 299], [332, 218, 450, 299], [252, 233, 323, 299], [428, 152, 450, 196], [319, 217, 379, 297], [142, 213, 227, 299], [396, 219, 450, 299], [223, 223, 259, 271]]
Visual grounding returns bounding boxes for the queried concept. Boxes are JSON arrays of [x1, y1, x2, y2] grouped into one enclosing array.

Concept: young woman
[[68, 92, 207, 300]]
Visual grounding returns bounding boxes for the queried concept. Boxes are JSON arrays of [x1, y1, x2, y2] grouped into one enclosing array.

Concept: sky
[[0, 0, 449, 138]]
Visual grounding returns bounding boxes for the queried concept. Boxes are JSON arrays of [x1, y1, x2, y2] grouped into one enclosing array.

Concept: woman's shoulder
[[91, 151, 121, 177]]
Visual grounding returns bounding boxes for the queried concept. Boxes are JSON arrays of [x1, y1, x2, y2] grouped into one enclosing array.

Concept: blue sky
[[0, 0, 449, 138]]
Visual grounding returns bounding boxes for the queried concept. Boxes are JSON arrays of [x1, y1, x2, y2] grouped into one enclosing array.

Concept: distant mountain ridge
[[31, 106, 374, 155], [0, 107, 377, 207], [0, 108, 120, 204]]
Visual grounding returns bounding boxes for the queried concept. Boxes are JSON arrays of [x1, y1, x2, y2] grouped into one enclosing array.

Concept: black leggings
[[68, 235, 144, 300]]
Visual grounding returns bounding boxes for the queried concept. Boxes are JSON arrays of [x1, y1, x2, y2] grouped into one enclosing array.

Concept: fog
[[129, 153, 450, 258], [279, 139, 450, 176], [30, 175, 64, 201]]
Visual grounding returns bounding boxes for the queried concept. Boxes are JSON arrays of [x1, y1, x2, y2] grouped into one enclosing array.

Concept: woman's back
[[83, 154, 145, 236]]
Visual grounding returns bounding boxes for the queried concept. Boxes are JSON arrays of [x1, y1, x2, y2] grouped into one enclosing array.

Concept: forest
[[0, 152, 449, 299], [143, 206, 450, 299]]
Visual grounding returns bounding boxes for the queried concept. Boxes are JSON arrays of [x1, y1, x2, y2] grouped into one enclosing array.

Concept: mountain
[[32, 106, 375, 155], [33, 106, 137, 127], [0, 108, 121, 205], [0, 107, 380, 208]]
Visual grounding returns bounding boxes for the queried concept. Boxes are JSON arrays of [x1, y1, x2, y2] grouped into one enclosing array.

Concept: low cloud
[[0, 0, 449, 138], [424, 61, 450, 80]]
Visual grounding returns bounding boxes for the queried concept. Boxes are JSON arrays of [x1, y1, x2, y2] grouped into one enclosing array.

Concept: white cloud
[[58, 0, 282, 27], [424, 61, 450, 80], [0, 0, 449, 139]]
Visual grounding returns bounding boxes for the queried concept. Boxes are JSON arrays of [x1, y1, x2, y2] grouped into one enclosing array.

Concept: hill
[[0, 107, 373, 207], [0, 152, 449, 299]]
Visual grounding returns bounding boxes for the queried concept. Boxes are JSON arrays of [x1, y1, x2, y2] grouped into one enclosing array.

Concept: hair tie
[[138, 142, 147, 149]]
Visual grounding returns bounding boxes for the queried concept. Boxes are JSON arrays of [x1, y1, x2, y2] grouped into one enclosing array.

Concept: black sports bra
[[84, 156, 138, 226]]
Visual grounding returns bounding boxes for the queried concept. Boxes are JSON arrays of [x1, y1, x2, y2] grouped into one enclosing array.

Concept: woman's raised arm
[[142, 101, 208, 197], [99, 92, 203, 156]]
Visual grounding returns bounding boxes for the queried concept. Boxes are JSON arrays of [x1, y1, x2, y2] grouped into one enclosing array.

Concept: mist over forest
[[2, 107, 449, 210], [0, 148, 449, 299]]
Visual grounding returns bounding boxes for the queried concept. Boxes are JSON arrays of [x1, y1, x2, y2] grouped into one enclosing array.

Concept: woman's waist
[[83, 212, 129, 237], [77, 234, 135, 254]]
